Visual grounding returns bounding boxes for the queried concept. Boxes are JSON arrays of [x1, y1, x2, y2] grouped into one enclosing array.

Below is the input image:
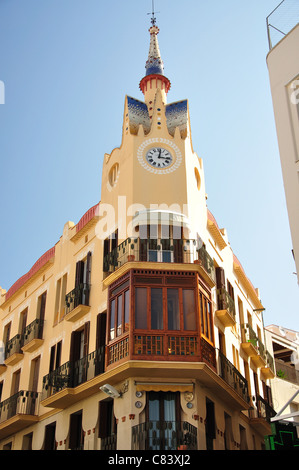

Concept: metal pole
[[271, 389, 299, 422]]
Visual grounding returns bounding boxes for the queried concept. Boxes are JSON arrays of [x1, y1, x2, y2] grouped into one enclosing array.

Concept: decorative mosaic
[[127, 96, 188, 139], [127, 96, 151, 135], [166, 100, 188, 138], [145, 25, 164, 76]]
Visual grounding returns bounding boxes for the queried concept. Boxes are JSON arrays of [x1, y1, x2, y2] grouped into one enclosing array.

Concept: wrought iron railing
[[216, 288, 235, 319], [5, 334, 23, 359], [101, 433, 117, 450], [265, 350, 275, 373], [103, 237, 216, 283], [132, 421, 197, 450], [250, 394, 276, 421], [217, 350, 249, 403], [23, 318, 44, 347], [65, 283, 90, 314], [0, 391, 40, 423], [42, 346, 105, 400], [241, 324, 266, 361]]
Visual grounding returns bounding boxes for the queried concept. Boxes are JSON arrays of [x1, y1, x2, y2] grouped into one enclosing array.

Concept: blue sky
[[0, 0, 298, 332]]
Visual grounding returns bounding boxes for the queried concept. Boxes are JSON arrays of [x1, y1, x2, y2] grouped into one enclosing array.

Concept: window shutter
[[83, 321, 90, 357], [216, 267, 225, 290], [85, 252, 92, 305], [75, 260, 84, 287]]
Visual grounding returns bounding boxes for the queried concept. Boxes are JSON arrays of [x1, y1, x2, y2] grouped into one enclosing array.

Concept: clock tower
[[100, 16, 208, 243]]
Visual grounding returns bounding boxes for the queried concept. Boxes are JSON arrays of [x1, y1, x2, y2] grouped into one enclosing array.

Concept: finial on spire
[[147, 0, 159, 26]]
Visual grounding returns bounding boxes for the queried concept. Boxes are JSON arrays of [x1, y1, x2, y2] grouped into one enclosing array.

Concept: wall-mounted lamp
[[100, 384, 121, 398], [100, 381, 128, 399]]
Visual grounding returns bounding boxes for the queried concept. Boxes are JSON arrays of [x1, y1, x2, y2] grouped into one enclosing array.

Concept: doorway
[[146, 391, 180, 450]]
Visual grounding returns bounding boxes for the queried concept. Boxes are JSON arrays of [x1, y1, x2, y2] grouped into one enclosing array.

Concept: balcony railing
[[241, 324, 266, 361], [41, 346, 105, 400], [107, 333, 216, 371], [216, 288, 235, 319], [103, 237, 216, 283], [265, 350, 275, 373], [0, 391, 40, 424], [217, 350, 249, 403], [132, 421, 198, 451], [275, 359, 299, 385], [250, 394, 276, 421], [5, 334, 23, 360], [101, 433, 117, 450], [65, 283, 90, 315], [22, 318, 44, 348]]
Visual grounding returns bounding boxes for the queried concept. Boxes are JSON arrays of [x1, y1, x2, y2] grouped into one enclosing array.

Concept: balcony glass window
[[135, 288, 147, 329], [117, 295, 123, 336], [151, 288, 163, 329], [167, 289, 180, 330], [199, 292, 213, 342], [135, 284, 197, 333], [124, 290, 130, 332], [110, 299, 116, 340], [183, 289, 196, 330]]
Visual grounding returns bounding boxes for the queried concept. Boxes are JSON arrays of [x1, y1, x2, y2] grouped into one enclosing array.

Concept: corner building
[[0, 18, 276, 450]]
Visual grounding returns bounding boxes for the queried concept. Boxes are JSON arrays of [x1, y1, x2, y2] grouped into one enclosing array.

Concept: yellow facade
[[0, 18, 275, 451]]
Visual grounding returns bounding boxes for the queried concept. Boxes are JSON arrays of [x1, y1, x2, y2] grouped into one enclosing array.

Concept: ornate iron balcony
[[103, 237, 216, 283], [0, 391, 40, 423], [217, 349, 249, 403], [5, 334, 23, 359], [132, 420, 197, 451], [22, 318, 44, 347], [250, 394, 276, 421], [41, 346, 105, 400], [65, 283, 90, 314], [216, 288, 235, 318]]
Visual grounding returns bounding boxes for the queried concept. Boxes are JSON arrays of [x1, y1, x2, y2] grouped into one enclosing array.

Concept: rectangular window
[[182, 290, 196, 330], [135, 288, 147, 329], [167, 289, 180, 330], [110, 299, 116, 340], [109, 279, 130, 341], [117, 295, 123, 336], [124, 290, 130, 332], [199, 292, 213, 342], [151, 288, 163, 330]]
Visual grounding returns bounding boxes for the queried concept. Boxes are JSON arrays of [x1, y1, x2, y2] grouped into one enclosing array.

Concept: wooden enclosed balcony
[[107, 332, 216, 371], [0, 391, 39, 439]]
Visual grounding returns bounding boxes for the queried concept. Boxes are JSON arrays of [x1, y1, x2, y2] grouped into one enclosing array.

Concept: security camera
[[100, 383, 121, 398]]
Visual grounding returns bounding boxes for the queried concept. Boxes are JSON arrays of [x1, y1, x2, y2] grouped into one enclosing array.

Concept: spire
[[139, 5, 171, 104], [145, 24, 164, 76]]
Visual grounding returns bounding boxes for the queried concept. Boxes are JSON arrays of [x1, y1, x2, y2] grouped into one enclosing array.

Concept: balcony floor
[[41, 360, 251, 411], [0, 414, 39, 440]]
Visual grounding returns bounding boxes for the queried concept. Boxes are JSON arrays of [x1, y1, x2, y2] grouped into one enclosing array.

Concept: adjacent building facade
[[0, 16, 276, 450], [266, 0, 299, 283]]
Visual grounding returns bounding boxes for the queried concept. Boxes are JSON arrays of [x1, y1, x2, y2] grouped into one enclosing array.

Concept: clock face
[[137, 138, 182, 174], [146, 147, 173, 168]]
